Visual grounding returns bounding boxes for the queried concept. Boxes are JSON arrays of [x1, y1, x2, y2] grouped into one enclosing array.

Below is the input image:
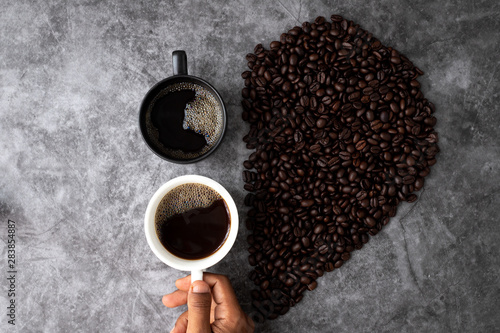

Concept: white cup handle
[[191, 270, 203, 283]]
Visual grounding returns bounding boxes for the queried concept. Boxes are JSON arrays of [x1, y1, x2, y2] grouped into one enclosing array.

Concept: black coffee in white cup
[[144, 175, 239, 283], [154, 182, 231, 260]]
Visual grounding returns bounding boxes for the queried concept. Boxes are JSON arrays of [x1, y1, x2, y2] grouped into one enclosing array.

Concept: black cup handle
[[172, 50, 187, 75]]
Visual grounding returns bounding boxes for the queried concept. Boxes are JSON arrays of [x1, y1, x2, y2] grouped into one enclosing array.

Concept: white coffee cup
[[144, 175, 239, 282]]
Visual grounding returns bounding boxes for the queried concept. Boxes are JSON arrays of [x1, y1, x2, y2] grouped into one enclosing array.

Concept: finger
[[175, 275, 192, 291], [162, 290, 188, 308], [175, 273, 243, 322], [246, 312, 256, 331], [202, 273, 241, 310], [177, 273, 241, 309], [187, 280, 212, 333], [170, 310, 188, 333]]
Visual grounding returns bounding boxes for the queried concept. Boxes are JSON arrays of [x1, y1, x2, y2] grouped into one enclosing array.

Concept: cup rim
[[144, 175, 239, 271], [138, 75, 227, 164]]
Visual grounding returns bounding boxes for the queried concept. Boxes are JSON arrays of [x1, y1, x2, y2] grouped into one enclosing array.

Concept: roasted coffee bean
[[310, 144, 321, 154], [405, 193, 418, 202], [334, 82, 345, 92], [349, 91, 361, 101], [370, 92, 380, 102], [301, 199, 315, 207], [325, 262, 334, 272], [317, 157, 328, 167], [355, 140, 367, 151], [390, 102, 400, 113], [270, 41, 281, 50], [300, 95, 310, 107], [313, 224, 325, 234], [242, 14, 438, 320], [403, 175, 415, 185], [292, 242, 302, 252], [307, 281, 318, 291], [283, 81, 292, 92], [380, 111, 389, 123], [371, 120, 383, 131], [316, 118, 327, 129], [339, 151, 351, 160]]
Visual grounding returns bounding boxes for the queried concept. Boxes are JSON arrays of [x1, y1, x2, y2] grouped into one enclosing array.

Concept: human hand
[[162, 273, 255, 333]]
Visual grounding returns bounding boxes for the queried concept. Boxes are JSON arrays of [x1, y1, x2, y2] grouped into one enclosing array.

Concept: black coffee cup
[[139, 51, 227, 163]]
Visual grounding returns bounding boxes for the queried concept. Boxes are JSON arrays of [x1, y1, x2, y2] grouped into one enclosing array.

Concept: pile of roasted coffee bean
[[241, 15, 439, 320]]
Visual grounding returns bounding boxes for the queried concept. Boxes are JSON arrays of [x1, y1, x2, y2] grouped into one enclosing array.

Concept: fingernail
[[192, 281, 210, 293]]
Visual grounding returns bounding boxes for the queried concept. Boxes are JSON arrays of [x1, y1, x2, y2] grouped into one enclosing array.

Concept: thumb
[[187, 280, 212, 333]]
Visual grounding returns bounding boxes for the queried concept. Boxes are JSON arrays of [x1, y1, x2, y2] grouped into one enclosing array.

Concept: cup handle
[[191, 270, 203, 282], [173, 50, 188, 76]]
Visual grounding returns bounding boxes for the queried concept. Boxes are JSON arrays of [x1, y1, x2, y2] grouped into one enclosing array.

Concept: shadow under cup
[[139, 74, 227, 163]]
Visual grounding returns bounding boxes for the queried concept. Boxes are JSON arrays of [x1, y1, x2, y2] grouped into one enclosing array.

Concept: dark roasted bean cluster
[[241, 15, 439, 321]]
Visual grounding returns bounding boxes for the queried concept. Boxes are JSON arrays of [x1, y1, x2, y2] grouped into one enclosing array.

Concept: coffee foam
[[155, 183, 223, 232], [145, 82, 224, 160]]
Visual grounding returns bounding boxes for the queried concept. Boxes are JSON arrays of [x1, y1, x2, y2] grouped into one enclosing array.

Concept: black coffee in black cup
[[144, 82, 224, 160], [139, 51, 226, 163]]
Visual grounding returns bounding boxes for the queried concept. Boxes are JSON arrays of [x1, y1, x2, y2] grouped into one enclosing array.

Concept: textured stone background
[[1, 0, 499, 332]]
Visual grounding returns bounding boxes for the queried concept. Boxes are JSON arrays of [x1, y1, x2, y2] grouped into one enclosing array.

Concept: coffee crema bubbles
[[145, 82, 224, 160], [241, 15, 439, 321]]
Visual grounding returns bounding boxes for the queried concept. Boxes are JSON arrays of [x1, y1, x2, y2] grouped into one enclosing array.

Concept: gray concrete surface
[[0, 0, 499, 332]]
